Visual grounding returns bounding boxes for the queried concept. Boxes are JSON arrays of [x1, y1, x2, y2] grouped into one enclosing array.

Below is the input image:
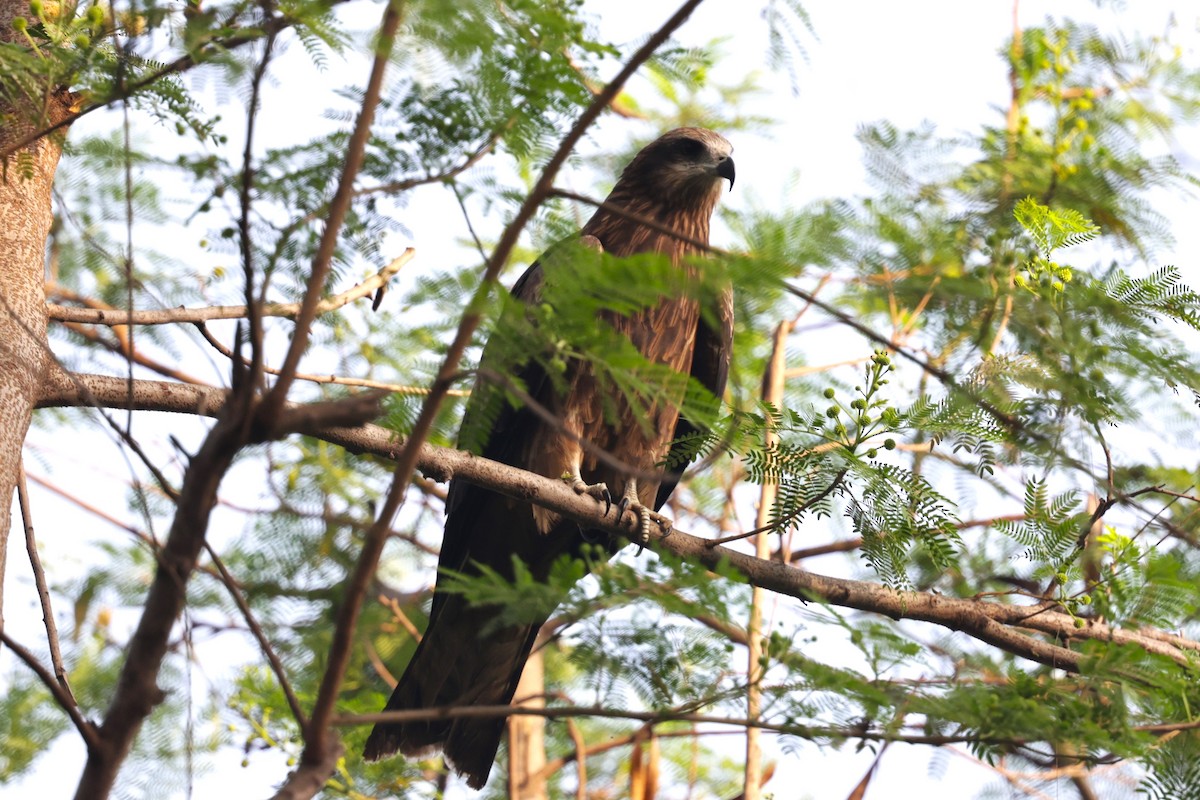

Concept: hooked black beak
[[717, 155, 735, 191]]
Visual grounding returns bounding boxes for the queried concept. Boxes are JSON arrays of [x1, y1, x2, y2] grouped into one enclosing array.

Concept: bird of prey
[[363, 127, 736, 789]]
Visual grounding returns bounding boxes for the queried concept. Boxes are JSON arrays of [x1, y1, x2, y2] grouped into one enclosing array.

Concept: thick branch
[[38, 371, 1198, 673]]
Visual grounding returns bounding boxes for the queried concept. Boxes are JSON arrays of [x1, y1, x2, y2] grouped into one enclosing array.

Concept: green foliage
[[1012, 196, 1097, 293], [0, 676, 67, 781], [996, 478, 1085, 568]]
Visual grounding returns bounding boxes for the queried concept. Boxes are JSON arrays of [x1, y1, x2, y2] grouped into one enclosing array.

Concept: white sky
[[4, 1, 1200, 798]]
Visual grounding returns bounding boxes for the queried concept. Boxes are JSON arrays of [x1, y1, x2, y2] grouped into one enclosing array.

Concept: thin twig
[[196, 321, 467, 398], [259, 4, 404, 424], [380, 594, 424, 643], [47, 249, 415, 326], [202, 542, 307, 727], [786, 537, 862, 560], [17, 461, 74, 704], [121, 82, 137, 434], [706, 468, 847, 548], [565, 717, 588, 800], [277, 133, 505, 239], [58, 319, 210, 385], [334, 703, 1029, 748], [237, 1, 279, 399]]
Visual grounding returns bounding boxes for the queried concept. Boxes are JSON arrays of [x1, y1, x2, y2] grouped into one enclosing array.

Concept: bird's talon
[[570, 478, 611, 514]]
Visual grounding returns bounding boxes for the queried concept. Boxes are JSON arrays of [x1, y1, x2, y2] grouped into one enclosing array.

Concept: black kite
[[363, 127, 736, 789]]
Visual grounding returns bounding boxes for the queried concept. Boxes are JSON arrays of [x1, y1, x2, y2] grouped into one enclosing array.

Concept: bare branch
[[46, 249, 415, 327], [17, 461, 75, 704], [202, 542, 307, 728], [237, 1, 281, 396], [57, 319, 209, 385], [259, 4, 405, 423], [333, 704, 1026, 748], [39, 372, 1200, 673], [195, 316, 463, 397]]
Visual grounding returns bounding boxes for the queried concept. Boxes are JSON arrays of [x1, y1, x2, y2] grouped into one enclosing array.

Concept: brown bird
[[363, 127, 736, 789]]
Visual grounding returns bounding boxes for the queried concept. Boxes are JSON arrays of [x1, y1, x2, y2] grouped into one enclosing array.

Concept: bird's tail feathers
[[361, 603, 542, 790]]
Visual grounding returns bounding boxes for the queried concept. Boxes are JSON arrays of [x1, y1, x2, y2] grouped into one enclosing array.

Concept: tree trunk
[[744, 321, 790, 800], [508, 648, 548, 800], [0, 0, 70, 635]]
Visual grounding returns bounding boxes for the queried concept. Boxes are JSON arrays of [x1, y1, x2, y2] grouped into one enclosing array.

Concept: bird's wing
[[435, 236, 603, 606], [655, 284, 734, 510]]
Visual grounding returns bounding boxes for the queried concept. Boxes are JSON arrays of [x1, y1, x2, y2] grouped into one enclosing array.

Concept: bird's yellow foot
[[565, 473, 612, 515], [616, 479, 672, 545]]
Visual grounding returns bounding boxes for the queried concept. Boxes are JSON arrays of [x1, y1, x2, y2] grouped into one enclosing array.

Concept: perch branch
[[39, 372, 1200, 674]]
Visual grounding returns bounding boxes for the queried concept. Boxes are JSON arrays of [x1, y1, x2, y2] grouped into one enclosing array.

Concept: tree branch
[[202, 541, 307, 727], [38, 371, 1200, 674], [46, 249, 414, 327], [259, 3, 404, 424], [332, 704, 1025, 749], [17, 461, 75, 704]]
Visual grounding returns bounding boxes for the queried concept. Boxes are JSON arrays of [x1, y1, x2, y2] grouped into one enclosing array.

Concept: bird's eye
[[675, 138, 706, 161]]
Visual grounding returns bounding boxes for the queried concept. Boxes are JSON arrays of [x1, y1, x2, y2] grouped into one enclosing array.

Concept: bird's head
[[614, 127, 735, 208]]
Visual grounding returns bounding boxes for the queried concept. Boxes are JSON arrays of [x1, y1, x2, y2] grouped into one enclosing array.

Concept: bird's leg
[[616, 479, 672, 545], [563, 467, 611, 516]]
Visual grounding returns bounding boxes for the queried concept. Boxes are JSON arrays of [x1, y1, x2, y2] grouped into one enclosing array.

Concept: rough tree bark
[[0, 0, 71, 635]]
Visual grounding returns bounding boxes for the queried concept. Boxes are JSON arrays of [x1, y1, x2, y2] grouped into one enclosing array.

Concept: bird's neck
[[581, 185, 720, 260]]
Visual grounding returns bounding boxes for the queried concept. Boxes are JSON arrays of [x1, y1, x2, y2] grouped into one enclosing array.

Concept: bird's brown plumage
[[362, 127, 735, 789]]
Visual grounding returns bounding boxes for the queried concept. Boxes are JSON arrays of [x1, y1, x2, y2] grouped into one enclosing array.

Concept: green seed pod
[[884, 438, 896, 450], [866, 448, 878, 459], [823, 387, 835, 399], [12, 15, 27, 29], [74, 33, 90, 48]]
